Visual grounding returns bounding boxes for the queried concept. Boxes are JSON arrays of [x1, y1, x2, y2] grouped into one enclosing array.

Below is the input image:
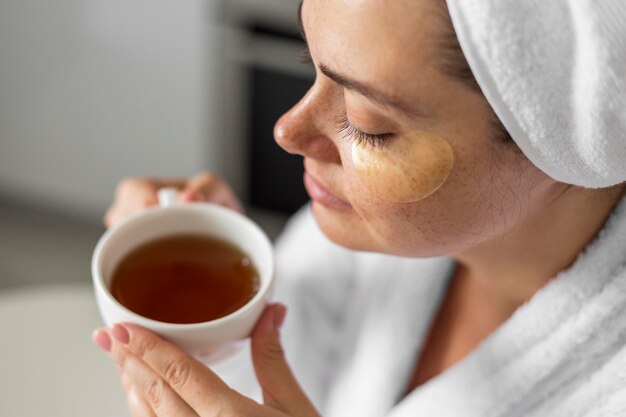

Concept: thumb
[[251, 304, 319, 417]]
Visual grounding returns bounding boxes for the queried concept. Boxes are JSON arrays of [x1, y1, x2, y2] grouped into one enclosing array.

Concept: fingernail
[[92, 329, 111, 352], [112, 324, 130, 345], [273, 304, 287, 330]]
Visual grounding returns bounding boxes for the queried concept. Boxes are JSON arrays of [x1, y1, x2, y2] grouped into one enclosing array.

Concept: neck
[[452, 184, 625, 321]]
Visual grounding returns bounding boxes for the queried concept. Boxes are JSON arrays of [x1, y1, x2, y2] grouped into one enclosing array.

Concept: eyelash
[[298, 47, 314, 66], [336, 113, 393, 149]]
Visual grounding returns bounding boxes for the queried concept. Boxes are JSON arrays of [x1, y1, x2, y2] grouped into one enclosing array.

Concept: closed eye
[[336, 113, 394, 149]]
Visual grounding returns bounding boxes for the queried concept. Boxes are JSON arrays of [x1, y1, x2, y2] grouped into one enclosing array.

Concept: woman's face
[[274, 0, 563, 257]]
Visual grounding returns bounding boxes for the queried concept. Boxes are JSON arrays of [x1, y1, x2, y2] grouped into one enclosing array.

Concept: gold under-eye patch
[[351, 132, 454, 203]]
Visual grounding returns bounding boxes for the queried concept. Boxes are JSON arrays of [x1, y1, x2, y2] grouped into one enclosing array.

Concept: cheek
[[334, 128, 544, 257], [336, 134, 499, 256], [351, 132, 455, 203], [335, 134, 459, 254]]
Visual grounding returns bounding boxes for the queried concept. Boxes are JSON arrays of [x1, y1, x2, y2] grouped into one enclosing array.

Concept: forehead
[[302, 0, 445, 98]]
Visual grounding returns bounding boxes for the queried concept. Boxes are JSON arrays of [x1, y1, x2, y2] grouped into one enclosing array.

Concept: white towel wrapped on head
[[446, 0, 626, 188]]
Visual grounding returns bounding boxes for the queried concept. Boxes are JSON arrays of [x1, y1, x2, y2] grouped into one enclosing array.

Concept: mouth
[[303, 171, 352, 211]]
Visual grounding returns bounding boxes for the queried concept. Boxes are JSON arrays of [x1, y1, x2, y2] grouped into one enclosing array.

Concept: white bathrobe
[[214, 194, 626, 417]]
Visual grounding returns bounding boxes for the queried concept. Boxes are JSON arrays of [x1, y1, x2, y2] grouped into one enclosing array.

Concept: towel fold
[[447, 0, 626, 188]]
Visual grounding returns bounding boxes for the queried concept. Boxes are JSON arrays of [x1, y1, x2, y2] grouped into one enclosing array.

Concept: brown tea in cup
[[109, 234, 260, 324]]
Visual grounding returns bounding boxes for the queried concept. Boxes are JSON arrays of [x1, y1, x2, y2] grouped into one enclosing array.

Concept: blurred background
[[0, 0, 312, 415]]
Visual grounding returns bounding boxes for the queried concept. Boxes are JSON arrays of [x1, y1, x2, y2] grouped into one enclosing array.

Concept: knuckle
[[164, 359, 190, 390], [134, 335, 158, 358], [144, 377, 165, 408], [260, 341, 285, 365]]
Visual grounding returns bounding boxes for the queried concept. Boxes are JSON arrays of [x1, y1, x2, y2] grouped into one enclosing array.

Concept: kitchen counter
[[0, 284, 128, 417]]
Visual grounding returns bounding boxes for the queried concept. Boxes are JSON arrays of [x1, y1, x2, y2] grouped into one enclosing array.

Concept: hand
[[92, 304, 320, 417], [104, 172, 244, 228]]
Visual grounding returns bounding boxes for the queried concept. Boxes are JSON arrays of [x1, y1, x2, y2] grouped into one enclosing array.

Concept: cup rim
[[91, 203, 274, 330]]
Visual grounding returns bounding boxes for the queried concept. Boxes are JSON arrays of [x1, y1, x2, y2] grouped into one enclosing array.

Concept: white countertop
[[0, 284, 129, 417]]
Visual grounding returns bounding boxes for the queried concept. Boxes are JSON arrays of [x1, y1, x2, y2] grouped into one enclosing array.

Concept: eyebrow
[[319, 65, 420, 118], [297, 1, 422, 119]]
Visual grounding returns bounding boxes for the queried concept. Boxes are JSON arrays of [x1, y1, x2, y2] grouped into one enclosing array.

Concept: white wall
[[0, 0, 223, 221]]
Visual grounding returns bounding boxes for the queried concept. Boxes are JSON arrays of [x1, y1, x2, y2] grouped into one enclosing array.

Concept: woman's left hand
[[92, 304, 320, 417]]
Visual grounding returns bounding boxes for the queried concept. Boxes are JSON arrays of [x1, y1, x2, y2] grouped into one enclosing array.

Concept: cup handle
[[157, 187, 179, 208]]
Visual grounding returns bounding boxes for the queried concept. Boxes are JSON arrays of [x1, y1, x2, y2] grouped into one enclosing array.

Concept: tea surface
[[110, 234, 259, 324]]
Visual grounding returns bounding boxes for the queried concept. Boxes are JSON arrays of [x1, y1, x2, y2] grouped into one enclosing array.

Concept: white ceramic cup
[[91, 191, 274, 363]]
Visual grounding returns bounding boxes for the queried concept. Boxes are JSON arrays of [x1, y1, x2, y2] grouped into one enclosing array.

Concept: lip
[[303, 172, 352, 211]]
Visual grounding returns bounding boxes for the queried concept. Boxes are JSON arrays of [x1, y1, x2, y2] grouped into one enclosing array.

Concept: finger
[[104, 178, 187, 228], [251, 304, 319, 417], [118, 349, 198, 417], [123, 377, 158, 417], [107, 324, 237, 417], [93, 331, 157, 417], [122, 348, 198, 417], [183, 172, 244, 212], [104, 180, 158, 228], [177, 189, 208, 203]]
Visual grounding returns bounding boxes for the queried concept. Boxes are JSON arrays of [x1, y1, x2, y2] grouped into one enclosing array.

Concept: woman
[[93, 0, 626, 416]]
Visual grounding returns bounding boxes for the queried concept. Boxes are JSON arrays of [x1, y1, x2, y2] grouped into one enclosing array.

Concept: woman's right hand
[[104, 172, 244, 229]]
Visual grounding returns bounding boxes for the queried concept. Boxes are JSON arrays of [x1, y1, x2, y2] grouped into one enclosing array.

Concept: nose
[[273, 85, 342, 165]]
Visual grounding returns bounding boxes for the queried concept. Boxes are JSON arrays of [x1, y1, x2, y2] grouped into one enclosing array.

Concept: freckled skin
[[352, 132, 454, 203], [274, 0, 567, 258]]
